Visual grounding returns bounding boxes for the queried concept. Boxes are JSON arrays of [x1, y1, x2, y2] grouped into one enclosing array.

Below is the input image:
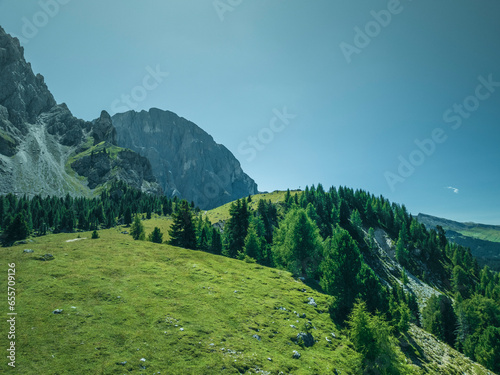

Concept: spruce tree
[[225, 199, 250, 258], [124, 207, 132, 226], [168, 200, 197, 249], [210, 228, 222, 255], [5, 212, 30, 244], [320, 226, 363, 321], [148, 227, 163, 244], [271, 208, 322, 278], [130, 215, 145, 240]]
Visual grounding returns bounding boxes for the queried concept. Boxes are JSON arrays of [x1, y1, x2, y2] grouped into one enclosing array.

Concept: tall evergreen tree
[[225, 199, 250, 258], [168, 200, 197, 249], [271, 208, 323, 278], [130, 215, 145, 240], [4, 212, 30, 244], [320, 226, 363, 322]]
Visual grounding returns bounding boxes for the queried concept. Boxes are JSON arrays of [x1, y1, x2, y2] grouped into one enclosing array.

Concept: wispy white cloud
[[446, 186, 459, 194]]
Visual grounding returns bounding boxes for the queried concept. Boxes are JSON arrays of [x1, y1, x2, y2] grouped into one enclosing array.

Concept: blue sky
[[1, 0, 499, 224]]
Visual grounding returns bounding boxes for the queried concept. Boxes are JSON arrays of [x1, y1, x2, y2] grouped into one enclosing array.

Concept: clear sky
[[1, 0, 499, 224]]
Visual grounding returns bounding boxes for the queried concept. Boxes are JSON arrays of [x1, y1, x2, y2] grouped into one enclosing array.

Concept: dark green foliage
[[474, 326, 500, 372], [347, 300, 407, 374], [91, 230, 99, 239], [422, 294, 456, 346], [168, 200, 197, 250], [4, 212, 30, 244], [124, 207, 132, 226], [130, 215, 145, 241], [148, 227, 163, 244], [0, 181, 173, 241], [224, 199, 250, 258], [320, 226, 363, 322], [272, 208, 323, 278], [210, 227, 222, 255]]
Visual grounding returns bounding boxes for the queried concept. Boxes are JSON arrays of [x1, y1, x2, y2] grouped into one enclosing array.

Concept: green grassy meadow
[[0, 225, 362, 374]]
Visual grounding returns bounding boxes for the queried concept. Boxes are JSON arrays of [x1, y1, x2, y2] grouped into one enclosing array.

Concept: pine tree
[[271, 208, 323, 278], [320, 226, 363, 321], [243, 223, 262, 261], [168, 200, 197, 249], [225, 199, 250, 258], [210, 228, 222, 255], [148, 227, 163, 244], [347, 300, 407, 373], [198, 226, 210, 251], [124, 207, 132, 226], [4, 212, 30, 244], [130, 215, 145, 240]]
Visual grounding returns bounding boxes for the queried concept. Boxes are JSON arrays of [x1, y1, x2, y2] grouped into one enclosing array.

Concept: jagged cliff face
[[0, 26, 160, 196], [112, 109, 258, 209]]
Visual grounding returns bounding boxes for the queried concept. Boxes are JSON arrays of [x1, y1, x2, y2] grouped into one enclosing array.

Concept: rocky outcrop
[[0, 26, 55, 133], [71, 148, 157, 191], [112, 108, 259, 209], [0, 26, 161, 196]]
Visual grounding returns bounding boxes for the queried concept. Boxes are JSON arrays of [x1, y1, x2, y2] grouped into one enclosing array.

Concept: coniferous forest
[[1, 183, 499, 373]]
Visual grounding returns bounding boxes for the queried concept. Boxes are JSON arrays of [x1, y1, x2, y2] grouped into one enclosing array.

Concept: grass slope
[[1, 227, 361, 374], [205, 190, 301, 224], [1, 223, 494, 374]]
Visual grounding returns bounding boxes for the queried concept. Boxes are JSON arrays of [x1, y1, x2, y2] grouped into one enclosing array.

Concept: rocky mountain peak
[[0, 26, 160, 196], [112, 108, 259, 209], [92, 110, 117, 145], [0, 26, 56, 128]]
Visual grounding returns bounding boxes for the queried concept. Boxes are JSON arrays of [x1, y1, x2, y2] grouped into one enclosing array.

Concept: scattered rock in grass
[[300, 288, 307, 292], [292, 350, 301, 359], [121, 231, 128, 234], [267, 358, 272, 361], [252, 334, 261, 341], [306, 297, 317, 307], [301, 313, 306, 318], [23, 249, 34, 253], [276, 306, 287, 311], [180, 328, 184, 331], [326, 337, 332, 343], [290, 325, 297, 329], [38, 254, 54, 261], [296, 332, 315, 347], [52, 309, 63, 314], [331, 332, 336, 339], [116, 361, 127, 365], [140, 358, 146, 362]]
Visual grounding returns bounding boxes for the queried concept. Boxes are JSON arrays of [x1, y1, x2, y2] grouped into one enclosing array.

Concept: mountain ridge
[[112, 108, 259, 209]]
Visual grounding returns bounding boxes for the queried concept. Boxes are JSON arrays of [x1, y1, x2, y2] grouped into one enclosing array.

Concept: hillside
[[0, 225, 494, 374], [418, 213, 500, 271]]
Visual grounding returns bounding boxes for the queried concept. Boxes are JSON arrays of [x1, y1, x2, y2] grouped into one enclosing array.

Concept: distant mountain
[[0, 25, 258, 206], [0, 26, 160, 196], [417, 213, 500, 271], [112, 109, 258, 209]]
